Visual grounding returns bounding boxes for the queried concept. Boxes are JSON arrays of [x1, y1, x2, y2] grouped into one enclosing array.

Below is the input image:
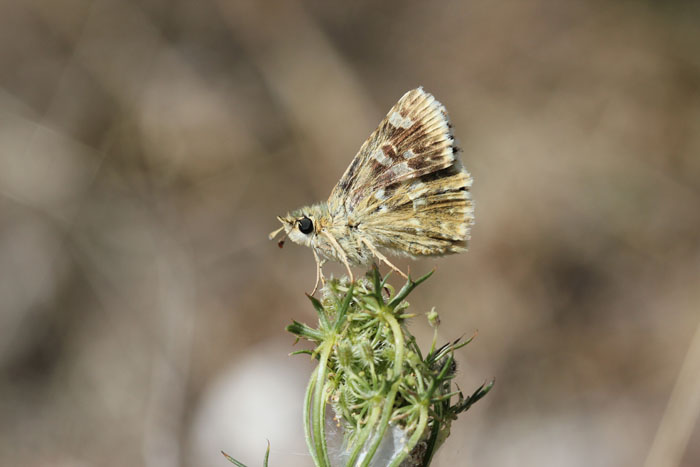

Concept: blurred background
[[1, 1, 699, 466]]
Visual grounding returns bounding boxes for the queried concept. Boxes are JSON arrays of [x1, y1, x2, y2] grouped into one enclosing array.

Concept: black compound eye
[[298, 217, 313, 234]]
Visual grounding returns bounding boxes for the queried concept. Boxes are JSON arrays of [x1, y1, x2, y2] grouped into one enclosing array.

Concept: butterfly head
[[269, 205, 326, 249]]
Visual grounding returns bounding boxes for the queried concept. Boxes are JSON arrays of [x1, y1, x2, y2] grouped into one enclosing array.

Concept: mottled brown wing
[[327, 87, 473, 257], [328, 87, 458, 214]]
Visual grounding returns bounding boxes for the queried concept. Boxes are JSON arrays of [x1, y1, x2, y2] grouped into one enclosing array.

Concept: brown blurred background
[[1, 1, 699, 466]]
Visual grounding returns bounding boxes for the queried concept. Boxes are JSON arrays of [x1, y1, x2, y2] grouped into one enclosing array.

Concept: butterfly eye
[[298, 217, 314, 234]]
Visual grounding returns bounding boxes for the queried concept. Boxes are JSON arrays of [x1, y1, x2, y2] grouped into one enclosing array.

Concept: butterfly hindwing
[[362, 162, 473, 257]]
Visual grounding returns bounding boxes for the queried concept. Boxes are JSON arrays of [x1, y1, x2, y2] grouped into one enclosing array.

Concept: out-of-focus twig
[[643, 315, 700, 467]]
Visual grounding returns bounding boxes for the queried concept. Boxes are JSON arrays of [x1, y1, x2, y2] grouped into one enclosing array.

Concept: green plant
[[224, 267, 492, 466]]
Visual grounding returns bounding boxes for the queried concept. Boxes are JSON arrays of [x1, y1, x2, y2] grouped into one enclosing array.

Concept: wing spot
[[371, 148, 392, 166], [407, 181, 428, 200], [389, 111, 414, 129], [388, 161, 411, 178], [412, 198, 427, 211]]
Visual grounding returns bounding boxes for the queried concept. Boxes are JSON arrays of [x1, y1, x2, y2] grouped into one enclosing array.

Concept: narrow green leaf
[[332, 282, 354, 331], [306, 294, 330, 328], [263, 440, 270, 467], [221, 451, 247, 467], [387, 269, 434, 310], [286, 321, 324, 341]]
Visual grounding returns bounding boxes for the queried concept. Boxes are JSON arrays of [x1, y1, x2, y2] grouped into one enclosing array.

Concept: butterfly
[[269, 87, 473, 294]]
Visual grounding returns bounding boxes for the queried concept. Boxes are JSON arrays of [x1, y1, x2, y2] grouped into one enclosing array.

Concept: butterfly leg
[[321, 231, 354, 282], [359, 237, 408, 279], [311, 249, 326, 295], [320, 263, 327, 287]]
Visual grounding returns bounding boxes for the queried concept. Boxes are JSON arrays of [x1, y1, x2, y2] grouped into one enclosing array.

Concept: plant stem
[[346, 403, 382, 465], [384, 315, 405, 385], [359, 380, 400, 467], [387, 405, 429, 467], [304, 376, 321, 467], [313, 343, 333, 466]]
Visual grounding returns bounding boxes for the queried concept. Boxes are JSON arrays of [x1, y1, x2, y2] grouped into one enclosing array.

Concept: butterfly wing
[[327, 87, 473, 257]]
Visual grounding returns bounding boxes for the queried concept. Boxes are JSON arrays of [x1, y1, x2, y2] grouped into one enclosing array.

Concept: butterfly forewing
[[329, 89, 455, 212], [327, 87, 473, 257]]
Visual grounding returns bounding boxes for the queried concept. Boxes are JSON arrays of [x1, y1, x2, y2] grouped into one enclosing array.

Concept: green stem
[[383, 311, 405, 379], [387, 404, 429, 467], [353, 309, 407, 466], [313, 343, 333, 466], [346, 403, 382, 465], [319, 380, 332, 464], [304, 375, 320, 467], [421, 418, 442, 467], [359, 381, 400, 467]]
